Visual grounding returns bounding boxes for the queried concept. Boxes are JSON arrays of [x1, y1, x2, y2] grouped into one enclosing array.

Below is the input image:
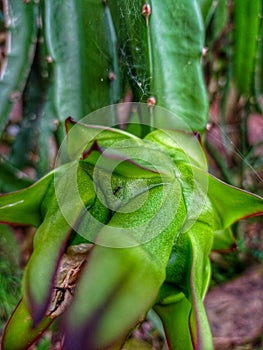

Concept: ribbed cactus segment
[[42, 0, 121, 139], [233, 0, 262, 95], [0, 1, 39, 134], [118, 0, 208, 131]]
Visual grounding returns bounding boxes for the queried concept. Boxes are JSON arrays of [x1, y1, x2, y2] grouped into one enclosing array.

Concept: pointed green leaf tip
[[206, 173, 263, 251], [208, 173, 263, 227], [1, 299, 53, 350], [0, 172, 53, 227]]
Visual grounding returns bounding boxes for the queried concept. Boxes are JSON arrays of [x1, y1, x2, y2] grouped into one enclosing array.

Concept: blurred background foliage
[[0, 0, 263, 347], [201, 0, 263, 286]]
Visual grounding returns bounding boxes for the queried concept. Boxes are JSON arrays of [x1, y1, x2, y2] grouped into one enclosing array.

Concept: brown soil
[[205, 264, 263, 349]]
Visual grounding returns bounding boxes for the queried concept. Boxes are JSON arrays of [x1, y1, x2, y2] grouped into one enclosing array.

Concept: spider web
[[118, 1, 151, 101]]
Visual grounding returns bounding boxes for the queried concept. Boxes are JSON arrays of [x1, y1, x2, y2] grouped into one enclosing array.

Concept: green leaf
[[187, 226, 214, 350], [210, 0, 228, 43], [163, 232, 213, 350], [65, 116, 140, 160], [0, 224, 21, 331], [154, 293, 193, 350], [81, 142, 161, 178], [161, 193, 214, 349], [144, 129, 208, 170], [202, 0, 228, 43], [198, 0, 213, 24], [145, 132, 263, 233], [64, 181, 186, 349], [65, 118, 175, 179], [1, 299, 53, 350], [0, 171, 53, 227], [212, 227, 236, 251], [207, 173, 263, 229], [81, 141, 175, 182], [0, 162, 74, 227], [0, 224, 20, 270], [65, 245, 164, 349], [22, 164, 96, 323], [0, 157, 33, 192]]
